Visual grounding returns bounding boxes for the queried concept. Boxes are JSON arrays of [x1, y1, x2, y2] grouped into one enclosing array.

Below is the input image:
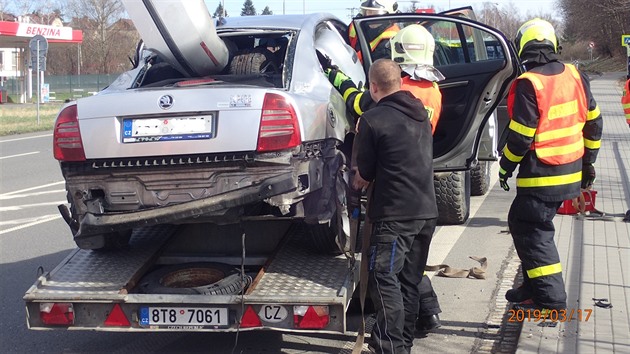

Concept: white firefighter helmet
[[360, 0, 398, 16], [390, 24, 435, 66]]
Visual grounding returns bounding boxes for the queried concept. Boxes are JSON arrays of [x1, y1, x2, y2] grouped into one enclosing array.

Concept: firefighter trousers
[[508, 194, 567, 310], [368, 218, 437, 354]]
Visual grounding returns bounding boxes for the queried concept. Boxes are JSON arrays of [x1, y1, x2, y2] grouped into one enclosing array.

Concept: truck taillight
[[293, 305, 329, 329], [104, 304, 130, 327], [53, 105, 86, 161], [240, 305, 262, 328], [257, 93, 301, 152], [40, 302, 74, 326]]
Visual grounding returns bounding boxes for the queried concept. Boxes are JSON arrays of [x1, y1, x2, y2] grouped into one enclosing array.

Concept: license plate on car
[[139, 307, 228, 327], [122, 115, 214, 143]]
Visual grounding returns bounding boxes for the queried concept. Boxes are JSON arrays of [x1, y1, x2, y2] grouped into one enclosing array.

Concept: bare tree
[[560, 0, 629, 58], [66, 0, 130, 74]]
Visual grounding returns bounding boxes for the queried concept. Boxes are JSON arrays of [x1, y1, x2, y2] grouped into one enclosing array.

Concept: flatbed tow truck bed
[[24, 223, 360, 334]]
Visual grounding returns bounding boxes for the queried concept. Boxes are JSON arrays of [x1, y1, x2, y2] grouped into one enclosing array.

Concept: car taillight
[[257, 93, 301, 152], [53, 105, 86, 161]]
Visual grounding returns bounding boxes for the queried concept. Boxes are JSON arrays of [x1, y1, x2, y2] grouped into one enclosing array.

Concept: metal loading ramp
[[23, 225, 177, 301], [247, 232, 358, 302]]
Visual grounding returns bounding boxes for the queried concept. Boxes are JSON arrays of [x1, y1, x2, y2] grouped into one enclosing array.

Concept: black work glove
[[581, 163, 596, 189], [499, 169, 512, 192]]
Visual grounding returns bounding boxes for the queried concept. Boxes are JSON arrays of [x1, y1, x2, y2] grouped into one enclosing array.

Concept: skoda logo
[[158, 95, 174, 110]]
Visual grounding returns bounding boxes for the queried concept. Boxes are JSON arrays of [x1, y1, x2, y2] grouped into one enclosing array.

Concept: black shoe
[[505, 286, 533, 303], [415, 314, 441, 332]]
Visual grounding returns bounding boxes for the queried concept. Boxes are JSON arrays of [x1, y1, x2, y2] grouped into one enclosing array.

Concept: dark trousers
[[508, 194, 567, 310], [418, 274, 441, 316], [368, 218, 437, 354]]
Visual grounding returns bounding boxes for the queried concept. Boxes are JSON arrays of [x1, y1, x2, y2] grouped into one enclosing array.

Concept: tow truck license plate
[[139, 307, 228, 326], [122, 115, 214, 143]]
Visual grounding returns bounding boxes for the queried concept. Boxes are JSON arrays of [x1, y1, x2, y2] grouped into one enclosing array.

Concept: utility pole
[[346, 7, 359, 18]]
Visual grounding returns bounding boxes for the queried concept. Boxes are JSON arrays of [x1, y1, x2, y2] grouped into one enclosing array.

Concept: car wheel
[[137, 262, 249, 295], [229, 47, 280, 75], [434, 171, 471, 225], [470, 161, 492, 196]]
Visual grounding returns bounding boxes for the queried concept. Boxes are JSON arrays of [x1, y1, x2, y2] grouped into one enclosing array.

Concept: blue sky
[[205, 0, 557, 23]]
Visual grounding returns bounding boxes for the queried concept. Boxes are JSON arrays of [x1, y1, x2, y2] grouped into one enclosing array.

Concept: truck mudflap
[[24, 223, 360, 334]]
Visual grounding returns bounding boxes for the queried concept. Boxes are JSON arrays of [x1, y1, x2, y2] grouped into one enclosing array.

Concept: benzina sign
[[16, 23, 72, 40]]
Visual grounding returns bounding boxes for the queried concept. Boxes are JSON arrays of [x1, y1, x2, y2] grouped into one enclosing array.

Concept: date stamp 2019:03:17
[[507, 308, 593, 323]]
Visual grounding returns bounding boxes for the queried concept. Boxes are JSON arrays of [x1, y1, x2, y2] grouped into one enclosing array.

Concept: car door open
[[352, 11, 518, 172]]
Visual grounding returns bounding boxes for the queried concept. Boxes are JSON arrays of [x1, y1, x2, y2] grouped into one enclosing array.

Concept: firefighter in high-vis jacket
[[499, 18, 603, 311], [326, 24, 444, 333], [348, 0, 400, 62], [622, 78, 630, 127]]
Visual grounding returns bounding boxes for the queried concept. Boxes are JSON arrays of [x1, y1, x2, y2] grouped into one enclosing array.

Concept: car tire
[[434, 171, 471, 225], [229, 47, 280, 75], [137, 262, 249, 295], [470, 161, 492, 196]]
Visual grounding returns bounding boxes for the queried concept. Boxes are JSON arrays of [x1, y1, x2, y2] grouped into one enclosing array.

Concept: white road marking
[[0, 200, 67, 212], [0, 215, 61, 235], [0, 213, 61, 227], [1, 181, 65, 196], [0, 189, 65, 200], [0, 133, 52, 143], [0, 151, 40, 160], [426, 163, 500, 278]]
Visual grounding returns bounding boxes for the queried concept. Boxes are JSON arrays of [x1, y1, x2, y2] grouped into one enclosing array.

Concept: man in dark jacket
[[500, 18, 603, 311], [353, 59, 438, 354], [327, 24, 444, 333]]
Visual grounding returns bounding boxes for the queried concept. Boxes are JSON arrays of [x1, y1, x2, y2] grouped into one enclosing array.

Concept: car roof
[[219, 13, 342, 31]]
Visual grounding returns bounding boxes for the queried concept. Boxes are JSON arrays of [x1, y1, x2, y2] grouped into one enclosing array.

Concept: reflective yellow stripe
[[566, 64, 581, 79], [503, 146, 524, 163], [516, 171, 582, 187], [623, 103, 630, 109], [547, 100, 578, 120], [583, 138, 601, 149], [536, 123, 584, 142], [587, 106, 600, 121], [343, 87, 359, 101], [509, 119, 537, 137], [423, 271, 427, 276], [499, 167, 508, 175], [369, 30, 397, 50], [353, 93, 364, 116], [520, 73, 544, 90], [527, 263, 562, 279], [535, 139, 583, 158], [426, 107, 435, 122]]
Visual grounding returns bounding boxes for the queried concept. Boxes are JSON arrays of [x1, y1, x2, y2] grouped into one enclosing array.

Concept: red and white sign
[[0, 21, 82, 43], [17, 23, 72, 40]]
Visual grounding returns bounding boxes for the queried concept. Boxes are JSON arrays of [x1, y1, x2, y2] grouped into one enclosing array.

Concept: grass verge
[[0, 103, 63, 136]]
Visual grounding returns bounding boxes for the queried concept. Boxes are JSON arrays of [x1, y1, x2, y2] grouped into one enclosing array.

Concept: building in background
[[0, 17, 82, 103]]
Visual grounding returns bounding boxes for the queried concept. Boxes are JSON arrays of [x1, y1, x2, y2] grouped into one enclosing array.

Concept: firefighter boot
[[505, 285, 533, 303]]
